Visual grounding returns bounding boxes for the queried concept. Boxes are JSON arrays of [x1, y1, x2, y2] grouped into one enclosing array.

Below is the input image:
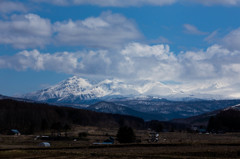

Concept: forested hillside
[[0, 99, 145, 134]]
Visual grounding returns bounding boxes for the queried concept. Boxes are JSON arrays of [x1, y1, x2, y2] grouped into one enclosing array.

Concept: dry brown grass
[[1, 127, 240, 158]]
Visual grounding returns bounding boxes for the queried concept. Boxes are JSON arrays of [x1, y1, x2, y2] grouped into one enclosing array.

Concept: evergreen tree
[[116, 126, 136, 143]]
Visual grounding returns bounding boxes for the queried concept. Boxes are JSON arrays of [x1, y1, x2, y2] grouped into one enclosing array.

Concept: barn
[[39, 142, 51, 147]]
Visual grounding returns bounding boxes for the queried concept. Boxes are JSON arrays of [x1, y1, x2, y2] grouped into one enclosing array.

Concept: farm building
[[39, 142, 51, 147], [9, 129, 21, 135]]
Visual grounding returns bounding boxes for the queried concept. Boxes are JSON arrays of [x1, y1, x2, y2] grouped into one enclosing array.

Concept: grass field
[[1, 126, 240, 159]]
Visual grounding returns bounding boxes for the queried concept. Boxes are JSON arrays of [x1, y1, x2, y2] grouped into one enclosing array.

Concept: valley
[[1, 128, 240, 159], [1, 96, 240, 158]]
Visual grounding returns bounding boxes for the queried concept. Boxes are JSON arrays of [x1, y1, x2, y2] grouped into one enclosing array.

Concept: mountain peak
[[23, 76, 180, 104]]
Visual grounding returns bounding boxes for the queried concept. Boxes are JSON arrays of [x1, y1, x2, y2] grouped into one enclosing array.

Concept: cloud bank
[[53, 12, 141, 48], [33, 0, 240, 6], [0, 12, 141, 49], [187, 0, 240, 6], [1, 43, 240, 97], [222, 27, 240, 51], [32, 0, 177, 7], [0, 1, 27, 14], [0, 14, 51, 49]]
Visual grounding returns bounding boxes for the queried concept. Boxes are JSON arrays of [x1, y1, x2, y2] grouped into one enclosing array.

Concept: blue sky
[[1, 0, 240, 98]]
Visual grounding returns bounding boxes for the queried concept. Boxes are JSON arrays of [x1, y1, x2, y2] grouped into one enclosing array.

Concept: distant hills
[[21, 76, 240, 121], [87, 99, 240, 121], [1, 97, 240, 134], [171, 103, 240, 128], [0, 99, 145, 134], [87, 101, 165, 121]]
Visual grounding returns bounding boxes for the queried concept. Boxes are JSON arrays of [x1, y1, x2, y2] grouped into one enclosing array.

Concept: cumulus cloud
[[0, 50, 80, 73], [183, 24, 208, 35], [32, 0, 176, 7], [0, 14, 51, 49], [0, 1, 27, 13], [119, 43, 179, 80], [0, 49, 113, 75], [222, 27, 240, 51], [1, 42, 240, 83], [185, 0, 240, 6], [1, 42, 240, 97], [53, 12, 142, 49], [0, 12, 141, 49], [33, 0, 240, 6]]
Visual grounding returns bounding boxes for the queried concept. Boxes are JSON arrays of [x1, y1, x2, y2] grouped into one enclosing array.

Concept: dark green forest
[[208, 109, 240, 132], [1, 99, 240, 135], [0, 99, 145, 134]]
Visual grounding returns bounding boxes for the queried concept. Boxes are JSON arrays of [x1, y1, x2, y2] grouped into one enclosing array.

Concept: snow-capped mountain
[[87, 101, 165, 120], [24, 76, 177, 104], [22, 76, 240, 120]]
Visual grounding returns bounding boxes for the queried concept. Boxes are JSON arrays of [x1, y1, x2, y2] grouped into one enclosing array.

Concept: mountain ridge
[[22, 76, 240, 121], [23, 76, 180, 104], [87, 101, 165, 121], [23, 76, 226, 104]]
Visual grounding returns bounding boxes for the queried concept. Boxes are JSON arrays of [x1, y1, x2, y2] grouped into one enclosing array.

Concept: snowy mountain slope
[[23, 76, 240, 120], [114, 99, 240, 120], [23, 76, 177, 104], [171, 103, 240, 127], [87, 101, 165, 121]]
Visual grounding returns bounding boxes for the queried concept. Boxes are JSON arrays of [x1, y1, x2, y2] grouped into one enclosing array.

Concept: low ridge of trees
[[0, 99, 145, 134], [207, 109, 240, 132]]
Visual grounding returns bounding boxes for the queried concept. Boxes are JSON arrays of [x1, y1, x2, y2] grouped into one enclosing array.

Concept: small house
[[39, 142, 51, 147], [9, 129, 21, 135], [93, 137, 115, 145], [103, 136, 114, 144]]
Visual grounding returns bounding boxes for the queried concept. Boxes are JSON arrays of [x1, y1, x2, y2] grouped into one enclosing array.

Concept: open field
[[1, 127, 240, 159]]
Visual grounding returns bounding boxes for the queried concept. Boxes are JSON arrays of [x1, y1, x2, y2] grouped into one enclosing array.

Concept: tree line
[[0, 99, 145, 134], [207, 109, 240, 132]]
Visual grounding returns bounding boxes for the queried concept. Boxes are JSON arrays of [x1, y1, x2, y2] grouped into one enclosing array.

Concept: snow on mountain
[[22, 76, 240, 121], [24, 76, 177, 103], [87, 101, 165, 120], [24, 75, 235, 107], [223, 104, 240, 111]]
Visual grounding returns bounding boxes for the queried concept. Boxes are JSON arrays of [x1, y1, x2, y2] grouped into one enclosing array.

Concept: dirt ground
[[1, 126, 240, 159]]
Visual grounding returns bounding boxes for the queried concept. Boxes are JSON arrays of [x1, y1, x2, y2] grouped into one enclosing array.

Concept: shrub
[[78, 132, 88, 139], [116, 126, 136, 143]]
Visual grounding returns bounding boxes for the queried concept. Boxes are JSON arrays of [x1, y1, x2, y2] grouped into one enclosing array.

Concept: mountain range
[[23, 76, 178, 104], [22, 76, 240, 121], [23, 76, 225, 104]]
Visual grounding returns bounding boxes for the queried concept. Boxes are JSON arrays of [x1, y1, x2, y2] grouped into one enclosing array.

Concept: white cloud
[[222, 27, 240, 51], [150, 36, 172, 44], [185, 0, 240, 6], [0, 49, 113, 75], [0, 12, 141, 49], [0, 50, 82, 74], [32, 0, 176, 6], [183, 24, 208, 35], [119, 43, 179, 80], [1, 43, 240, 82], [1, 43, 240, 98], [204, 30, 219, 43], [0, 1, 27, 13], [33, 0, 240, 6], [121, 42, 171, 58], [0, 14, 52, 49], [53, 12, 142, 49]]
